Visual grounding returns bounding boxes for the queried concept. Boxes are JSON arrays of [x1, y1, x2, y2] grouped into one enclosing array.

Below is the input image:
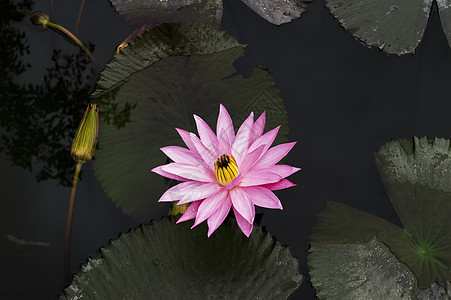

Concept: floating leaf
[[110, 0, 223, 28], [61, 217, 302, 299], [92, 23, 289, 221], [374, 137, 451, 192], [439, 2, 451, 50], [325, 0, 434, 55], [309, 137, 451, 296], [309, 201, 451, 295], [416, 281, 451, 299], [240, 0, 308, 25], [93, 23, 241, 98], [308, 238, 418, 299], [375, 137, 451, 287], [310, 201, 414, 254]]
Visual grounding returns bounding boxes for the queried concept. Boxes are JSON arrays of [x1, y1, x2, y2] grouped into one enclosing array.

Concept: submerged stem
[[64, 161, 83, 283], [75, 0, 85, 35]]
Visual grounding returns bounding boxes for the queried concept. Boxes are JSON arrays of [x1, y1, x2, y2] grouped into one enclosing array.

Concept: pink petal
[[248, 126, 280, 154], [249, 111, 266, 146], [269, 165, 301, 178], [192, 190, 227, 227], [207, 194, 232, 237], [175, 128, 196, 151], [161, 163, 215, 182], [239, 170, 281, 187], [243, 186, 283, 209], [160, 146, 202, 165], [151, 165, 189, 182], [190, 133, 216, 171], [230, 188, 255, 225], [239, 145, 265, 174], [221, 173, 242, 191], [216, 104, 235, 145], [252, 142, 297, 169], [261, 179, 295, 191], [233, 207, 253, 237], [231, 112, 254, 167], [217, 129, 232, 155], [194, 114, 218, 154], [177, 200, 202, 223], [158, 181, 203, 202], [178, 183, 221, 205]]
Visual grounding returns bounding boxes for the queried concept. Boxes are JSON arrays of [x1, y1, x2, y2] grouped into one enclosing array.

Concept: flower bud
[[71, 104, 99, 162], [170, 202, 189, 216], [30, 12, 49, 27]]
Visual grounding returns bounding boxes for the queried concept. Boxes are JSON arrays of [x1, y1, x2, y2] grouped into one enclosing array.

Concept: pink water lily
[[151, 104, 299, 237]]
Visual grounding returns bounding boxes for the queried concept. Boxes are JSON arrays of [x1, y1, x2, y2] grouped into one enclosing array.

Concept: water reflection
[[0, 0, 135, 186]]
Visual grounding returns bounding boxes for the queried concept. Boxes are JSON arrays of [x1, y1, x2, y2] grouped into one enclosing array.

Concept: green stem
[[64, 161, 83, 283], [46, 21, 98, 69]]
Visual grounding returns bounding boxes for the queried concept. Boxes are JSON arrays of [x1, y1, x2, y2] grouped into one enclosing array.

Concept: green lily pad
[[92, 23, 289, 221], [374, 137, 451, 192], [110, 0, 223, 28], [309, 201, 414, 254], [92, 23, 241, 98], [325, 0, 435, 55], [309, 237, 451, 299], [240, 0, 308, 25], [439, 2, 451, 51], [308, 238, 418, 299], [375, 137, 451, 287], [309, 137, 451, 295], [60, 217, 302, 299], [416, 281, 451, 299]]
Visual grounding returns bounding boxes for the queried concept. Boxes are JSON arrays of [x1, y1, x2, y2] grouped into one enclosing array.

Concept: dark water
[[2, 0, 451, 299]]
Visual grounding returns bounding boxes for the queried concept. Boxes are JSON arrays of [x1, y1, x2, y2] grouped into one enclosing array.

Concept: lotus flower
[[152, 104, 299, 237]]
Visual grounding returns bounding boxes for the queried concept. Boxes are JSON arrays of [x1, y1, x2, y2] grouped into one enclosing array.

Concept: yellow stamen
[[214, 154, 239, 186]]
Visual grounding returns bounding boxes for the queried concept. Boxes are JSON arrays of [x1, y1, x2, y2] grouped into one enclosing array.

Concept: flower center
[[214, 154, 239, 186]]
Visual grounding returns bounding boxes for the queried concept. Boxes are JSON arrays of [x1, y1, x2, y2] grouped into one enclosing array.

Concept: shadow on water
[[0, 0, 135, 187]]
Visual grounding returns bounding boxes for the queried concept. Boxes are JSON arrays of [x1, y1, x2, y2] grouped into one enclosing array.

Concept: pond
[[2, 0, 451, 299]]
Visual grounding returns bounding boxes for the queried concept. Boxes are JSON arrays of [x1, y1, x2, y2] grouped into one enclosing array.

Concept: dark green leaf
[[240, 0, 307, 25], [308, 238, 418, 299], [375, 137, 451, 192], [309, 201, 416, 272], [439, 3, 451, 50], [326, 0, 432, 54], [61, 217, 302, 299], [110, 0, 222, 28], [92, 23, 241, 98], [375, 137, 451, 287]]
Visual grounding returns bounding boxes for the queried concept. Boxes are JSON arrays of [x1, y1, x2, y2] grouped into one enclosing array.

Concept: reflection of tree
[[0, 0, 136, 186], [0, 48, 96, 186]]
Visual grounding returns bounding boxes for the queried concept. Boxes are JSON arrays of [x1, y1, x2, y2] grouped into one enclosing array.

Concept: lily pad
[[309, 200, 450, 295], [240, 0, 308, 25], [309, 201, 414, 254], [326, 0, 436, 55], [309, 137, 451, 295], [308, 238, 418, 299], [60, 217, 302, 299], [92, 23, 289, 221], [416, 281, 451, 299], [374, 137, 451, 192], [110, 0, 223, 28], [375, 137, 451, 287]]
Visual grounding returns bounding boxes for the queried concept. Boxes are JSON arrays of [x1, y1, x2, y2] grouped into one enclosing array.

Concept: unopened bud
[[170, 202, 189, 216], [71, 104, 99, 162], [30, 12, 49, 27]]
